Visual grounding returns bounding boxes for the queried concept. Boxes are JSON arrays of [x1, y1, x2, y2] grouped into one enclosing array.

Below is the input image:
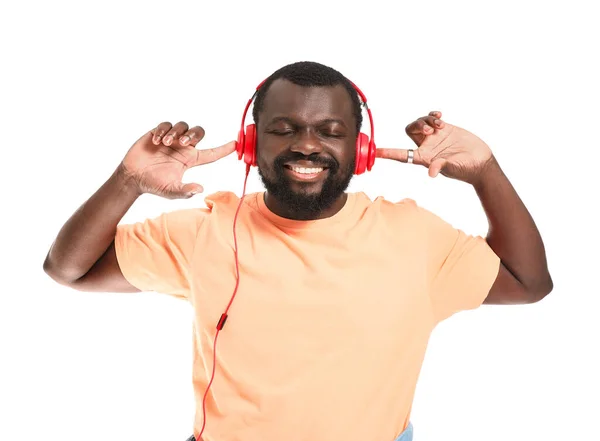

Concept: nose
[[289, 129, 323, 156]]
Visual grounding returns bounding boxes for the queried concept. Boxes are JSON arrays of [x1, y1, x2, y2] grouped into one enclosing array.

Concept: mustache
[[273, 152, 339, 170]]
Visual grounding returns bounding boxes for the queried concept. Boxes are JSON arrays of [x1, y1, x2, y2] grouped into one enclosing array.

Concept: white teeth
[[290, 167, 324, 174]]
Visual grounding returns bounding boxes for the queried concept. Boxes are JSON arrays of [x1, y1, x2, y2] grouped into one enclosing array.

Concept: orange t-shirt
[[114, 191, 500, 441]]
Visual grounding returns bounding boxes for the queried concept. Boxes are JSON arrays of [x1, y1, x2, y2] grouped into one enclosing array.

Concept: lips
[[283, 164, 328, 182], [284, 164, 328, 173], [284, 162, 329, 169]]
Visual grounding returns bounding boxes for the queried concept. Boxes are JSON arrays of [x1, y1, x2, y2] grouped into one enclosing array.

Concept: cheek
[[255, 140, 270, 165], [256, 152, 271, 174], [255, 142, 280, 174], [257, 138, 288, 165], [339, 143, 357, 167], [256, 136, 275, 159]]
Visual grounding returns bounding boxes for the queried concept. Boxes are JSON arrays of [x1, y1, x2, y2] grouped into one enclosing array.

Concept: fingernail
[[164, 135, 172, 145], [180, 136, 190, 144], [435, 119, 442, 126]]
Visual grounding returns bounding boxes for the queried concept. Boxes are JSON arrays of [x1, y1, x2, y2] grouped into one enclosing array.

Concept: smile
[[284, 165, 328, 181]]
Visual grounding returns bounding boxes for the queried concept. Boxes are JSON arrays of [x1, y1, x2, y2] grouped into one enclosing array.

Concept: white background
[[1, 0, 598, 440]]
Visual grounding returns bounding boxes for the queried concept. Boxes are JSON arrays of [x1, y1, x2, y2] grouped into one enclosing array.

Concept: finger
[[405, 116, 435, 135], [429, 157, 447, 178], [405, 116, 441, 136], [163, 121, 189, 146], [427, 111, 445, 129], [164, 181, 205, 199], [180, 182, 204, 198], [151, 122, 173, 145], [179, 126, 206, 147], [193, 140, 237, 167], [375, 148, 421, 164]]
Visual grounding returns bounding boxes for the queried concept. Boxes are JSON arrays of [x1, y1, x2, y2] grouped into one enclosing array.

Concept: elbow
[[527, 273, 554, 303], [43, 255, 59, 281], [43, 256, 78, 287], [42, 255, 55, 277]]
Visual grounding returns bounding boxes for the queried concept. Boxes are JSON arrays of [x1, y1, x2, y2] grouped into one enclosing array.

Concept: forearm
[[43, 165, 141, 282], [473, 156, 553, 297]]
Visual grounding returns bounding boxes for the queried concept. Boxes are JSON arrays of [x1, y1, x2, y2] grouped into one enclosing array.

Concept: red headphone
[[235, 78, 377, 174]]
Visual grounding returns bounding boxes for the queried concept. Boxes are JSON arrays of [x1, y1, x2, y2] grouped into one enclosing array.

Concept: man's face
[[256, 79, 357, 216]]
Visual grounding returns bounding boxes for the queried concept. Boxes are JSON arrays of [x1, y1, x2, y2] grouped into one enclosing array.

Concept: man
[[43, 61, 553, 441]]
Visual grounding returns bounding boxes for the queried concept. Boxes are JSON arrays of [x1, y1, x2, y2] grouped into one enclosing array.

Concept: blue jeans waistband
[[185, 422, 413, 441], [395, 421, 413, 441]]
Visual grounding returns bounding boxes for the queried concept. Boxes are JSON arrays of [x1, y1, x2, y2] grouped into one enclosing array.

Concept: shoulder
[[197, 190, 262, 218], [346, 192, 424, 233], [352, 191, 419, 215], [202, 190, 241, 209], [351, 192, 454, 232], [145, 191, 249, 227]]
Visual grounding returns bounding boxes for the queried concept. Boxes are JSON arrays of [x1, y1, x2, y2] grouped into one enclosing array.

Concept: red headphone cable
[[195, 162, 251, 441]]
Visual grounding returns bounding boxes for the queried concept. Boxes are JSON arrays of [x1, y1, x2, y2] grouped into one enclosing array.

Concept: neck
[[263, 192, 348, 221]]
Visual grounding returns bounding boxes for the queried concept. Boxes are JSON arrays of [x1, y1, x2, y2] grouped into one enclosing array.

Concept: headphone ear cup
[[367, 138, 376, 171], [354, 132, 370, 175], [244, 124, 257, 166], [236, 128, 245, 160]]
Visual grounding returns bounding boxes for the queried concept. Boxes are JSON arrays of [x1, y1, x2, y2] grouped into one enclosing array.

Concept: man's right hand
[[119, 121, 236, 199]]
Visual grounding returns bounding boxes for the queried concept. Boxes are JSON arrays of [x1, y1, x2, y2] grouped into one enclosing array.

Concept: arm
[[376, 110, 553, 305], [43, 121, 234, 293], [473, 156, 553, 304], [43, 165, 142, 292]]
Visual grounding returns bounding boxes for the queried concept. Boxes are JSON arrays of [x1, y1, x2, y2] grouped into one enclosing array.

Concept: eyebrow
[[266, 116, 347, 128]]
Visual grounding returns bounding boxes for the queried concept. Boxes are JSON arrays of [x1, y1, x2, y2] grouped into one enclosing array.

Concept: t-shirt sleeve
[[418, 205, 501, 323], [114, 208, 209, 300]]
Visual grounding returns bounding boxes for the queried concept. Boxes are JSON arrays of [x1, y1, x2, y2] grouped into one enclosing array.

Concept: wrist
[[472, 155, 502, 190], [114, 163, 143, 198]]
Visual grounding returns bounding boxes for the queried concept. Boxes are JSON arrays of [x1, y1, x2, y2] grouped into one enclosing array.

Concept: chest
[[191, 229, 433, 354]]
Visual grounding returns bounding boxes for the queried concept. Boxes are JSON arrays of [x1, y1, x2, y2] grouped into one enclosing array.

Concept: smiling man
[[253, 75, 358, 219], [43, 61, 553, 441]]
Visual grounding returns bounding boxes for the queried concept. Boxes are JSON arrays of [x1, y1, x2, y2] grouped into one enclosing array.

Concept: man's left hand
[[376, 111, 495, 185]]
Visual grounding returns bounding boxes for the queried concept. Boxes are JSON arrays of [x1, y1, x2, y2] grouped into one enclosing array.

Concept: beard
[[257, 151, 355, 218]]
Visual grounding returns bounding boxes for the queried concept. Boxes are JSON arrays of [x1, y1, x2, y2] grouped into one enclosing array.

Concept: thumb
[[170, 182, 204, 199], [428, 158, 447, 178], [192, 140, 237, 167]]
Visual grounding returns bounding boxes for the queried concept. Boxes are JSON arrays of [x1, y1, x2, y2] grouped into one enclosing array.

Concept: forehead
[[259, 79, 354, 123]]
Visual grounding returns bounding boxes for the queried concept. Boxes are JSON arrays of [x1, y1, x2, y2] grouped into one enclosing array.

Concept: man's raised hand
[[119, 121, 235, 199]]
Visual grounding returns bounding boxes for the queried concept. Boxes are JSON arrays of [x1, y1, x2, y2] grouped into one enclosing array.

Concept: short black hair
[[251, 61, 363, 135]]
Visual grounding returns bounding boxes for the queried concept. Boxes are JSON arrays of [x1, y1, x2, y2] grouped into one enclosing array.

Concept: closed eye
[[267, 130, 294, 136]]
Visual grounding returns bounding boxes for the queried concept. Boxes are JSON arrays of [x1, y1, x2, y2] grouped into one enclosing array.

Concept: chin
[[257, 163, 352, 213], [288, 181, 325, 195]]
